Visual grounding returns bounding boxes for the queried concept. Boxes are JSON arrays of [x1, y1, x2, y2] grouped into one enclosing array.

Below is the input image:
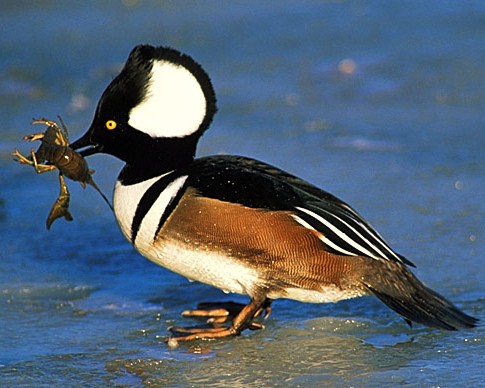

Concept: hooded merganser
[[70, 45, 477, 341]]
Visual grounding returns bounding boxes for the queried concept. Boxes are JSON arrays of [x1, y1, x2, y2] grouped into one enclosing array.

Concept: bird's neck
[[118, 136, 197, 185]]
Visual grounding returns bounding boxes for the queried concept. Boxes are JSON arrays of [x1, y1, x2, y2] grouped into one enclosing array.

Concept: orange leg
[[182, 300, 272, 323], [169, 297, 271, 341]]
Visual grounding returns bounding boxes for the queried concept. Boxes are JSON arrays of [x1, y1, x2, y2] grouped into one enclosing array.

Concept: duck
[[70, 44, 477, 341]]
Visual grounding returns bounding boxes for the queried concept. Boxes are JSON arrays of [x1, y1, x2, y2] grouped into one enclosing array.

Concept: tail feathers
[[362, 262, 478, 330], [367, 283, 478, 330]]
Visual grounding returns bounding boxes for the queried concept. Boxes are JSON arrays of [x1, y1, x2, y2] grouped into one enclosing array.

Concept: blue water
[[1, 1, 484, 386]]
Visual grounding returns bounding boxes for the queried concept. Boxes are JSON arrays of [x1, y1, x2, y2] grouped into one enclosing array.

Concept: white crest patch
[[128, 60, 206, 138]]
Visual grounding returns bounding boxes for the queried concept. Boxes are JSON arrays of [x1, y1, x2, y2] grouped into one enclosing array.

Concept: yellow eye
[[105, 120, 117, 130]]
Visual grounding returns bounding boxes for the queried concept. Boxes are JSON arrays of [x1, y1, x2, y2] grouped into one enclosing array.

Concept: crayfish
[[12, 117, 111, 229]]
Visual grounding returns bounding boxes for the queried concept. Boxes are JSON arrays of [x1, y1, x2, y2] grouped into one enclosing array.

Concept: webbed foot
[[167, 297, 272, 343]]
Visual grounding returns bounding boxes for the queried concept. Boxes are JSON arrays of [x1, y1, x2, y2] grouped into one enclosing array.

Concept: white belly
[[138, 238, 261, 297], [137, 236, 361, 304]]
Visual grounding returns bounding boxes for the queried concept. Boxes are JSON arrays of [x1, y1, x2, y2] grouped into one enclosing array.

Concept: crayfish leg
[[30, 148, 56, 174], [23, 133, 45, 142], [57, 115, 70, 144], [12, 149, 34, 165]]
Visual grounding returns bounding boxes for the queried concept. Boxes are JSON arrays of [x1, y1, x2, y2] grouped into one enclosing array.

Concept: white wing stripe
[[292, 215, 357, 256], [320, 236, 358, 257], [296, 206, 380, 259], [319, 208, 393, 260], [350, 217, 402, 261]]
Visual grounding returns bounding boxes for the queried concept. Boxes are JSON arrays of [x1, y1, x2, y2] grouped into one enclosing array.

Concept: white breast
[[113, 174, 261, 296], [113, 172, 187, 246], [113, 175, 161, 243]]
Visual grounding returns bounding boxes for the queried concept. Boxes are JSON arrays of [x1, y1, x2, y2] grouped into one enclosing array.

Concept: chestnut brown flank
[[159, 188, 370, 295]]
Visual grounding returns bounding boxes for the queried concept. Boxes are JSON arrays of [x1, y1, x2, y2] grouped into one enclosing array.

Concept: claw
[[12, 149, 33, 165], [12, 147, 56, 173], [30, 148, 55, 173], [23, 133, 45, 142]]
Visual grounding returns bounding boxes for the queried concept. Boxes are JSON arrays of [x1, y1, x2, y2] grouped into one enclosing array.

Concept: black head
[[71, 45, 217, 176]]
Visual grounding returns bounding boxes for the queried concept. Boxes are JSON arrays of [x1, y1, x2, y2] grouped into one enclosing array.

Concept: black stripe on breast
[[153, 178, 188, 241], [131, 171, 184, 244]]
